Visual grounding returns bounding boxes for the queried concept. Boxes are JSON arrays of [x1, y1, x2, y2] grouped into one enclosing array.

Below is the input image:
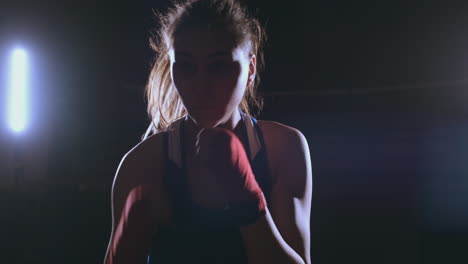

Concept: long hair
[[142, 0, 267, 140]]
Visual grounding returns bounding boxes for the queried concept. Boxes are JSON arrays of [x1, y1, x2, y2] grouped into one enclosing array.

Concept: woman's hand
[[189, 127, 267, 225]]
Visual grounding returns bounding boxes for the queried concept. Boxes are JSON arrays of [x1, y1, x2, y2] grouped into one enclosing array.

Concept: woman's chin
[[194, 118, 219, 129], [189, 110, 222, 128]]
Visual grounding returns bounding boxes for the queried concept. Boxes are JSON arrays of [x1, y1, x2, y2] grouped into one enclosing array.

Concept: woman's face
[[169, 26, 255, 128]]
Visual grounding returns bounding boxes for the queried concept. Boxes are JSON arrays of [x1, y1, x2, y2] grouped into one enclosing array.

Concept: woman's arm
[[104, 184, 156, 264], [104, 135, 167, 264], [240, 125, 312, 264]]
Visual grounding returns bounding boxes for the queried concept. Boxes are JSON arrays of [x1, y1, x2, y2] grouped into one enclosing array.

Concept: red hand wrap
[[107, 186, 153, 264], [195, 127, 267, 226]]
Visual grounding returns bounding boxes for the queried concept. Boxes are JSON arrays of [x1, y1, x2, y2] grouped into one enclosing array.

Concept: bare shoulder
[[110, 131, 169, 227], [112, 130, 167, 191], [256, 120, 310, 184], [256, 119, 304, 138], [256, 120, 308, 154], [121, 132, 166, 170]]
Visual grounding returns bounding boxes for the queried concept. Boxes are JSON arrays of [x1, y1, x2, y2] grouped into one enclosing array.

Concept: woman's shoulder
[[111, 131, 173, 228], [114, 131, 168, 187], [112, 131, 167, 201], [123, 131, 167, 168], [256, 119, 304, 140], [255, 119, 309, 185], [256, 119, 309, 163]]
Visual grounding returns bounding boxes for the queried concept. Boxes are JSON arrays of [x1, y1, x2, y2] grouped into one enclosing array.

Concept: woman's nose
[[192, 71, 215, 92]]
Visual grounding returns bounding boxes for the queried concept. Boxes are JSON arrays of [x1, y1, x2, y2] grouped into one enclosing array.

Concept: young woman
[[104, 0, 312, 263]]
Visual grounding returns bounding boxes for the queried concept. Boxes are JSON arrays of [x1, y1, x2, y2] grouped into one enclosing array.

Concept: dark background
[[1, 0, 468, 263]]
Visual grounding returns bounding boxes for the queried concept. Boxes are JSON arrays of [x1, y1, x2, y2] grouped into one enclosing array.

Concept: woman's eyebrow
[[175, 51, 231, 58], [175, 51, 192, 58], [208, 51, 231, 58]]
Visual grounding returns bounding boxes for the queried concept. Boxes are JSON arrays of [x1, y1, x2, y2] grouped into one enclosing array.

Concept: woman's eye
[[208, 61, 233, 72], [174, 62, 196, 73]]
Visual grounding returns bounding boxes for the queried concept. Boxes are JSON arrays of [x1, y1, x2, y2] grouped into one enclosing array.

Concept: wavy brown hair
[[142, 0, 267, 140]]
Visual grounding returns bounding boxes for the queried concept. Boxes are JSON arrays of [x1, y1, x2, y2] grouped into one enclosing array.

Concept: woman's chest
[[158, 120, 278, 226]]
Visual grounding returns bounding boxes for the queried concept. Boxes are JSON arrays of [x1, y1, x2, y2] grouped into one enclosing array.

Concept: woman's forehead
[[171, 27, 242, 57]]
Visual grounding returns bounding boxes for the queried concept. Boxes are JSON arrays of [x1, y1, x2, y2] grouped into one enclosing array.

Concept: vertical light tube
[[8, 48, 28, 133]]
